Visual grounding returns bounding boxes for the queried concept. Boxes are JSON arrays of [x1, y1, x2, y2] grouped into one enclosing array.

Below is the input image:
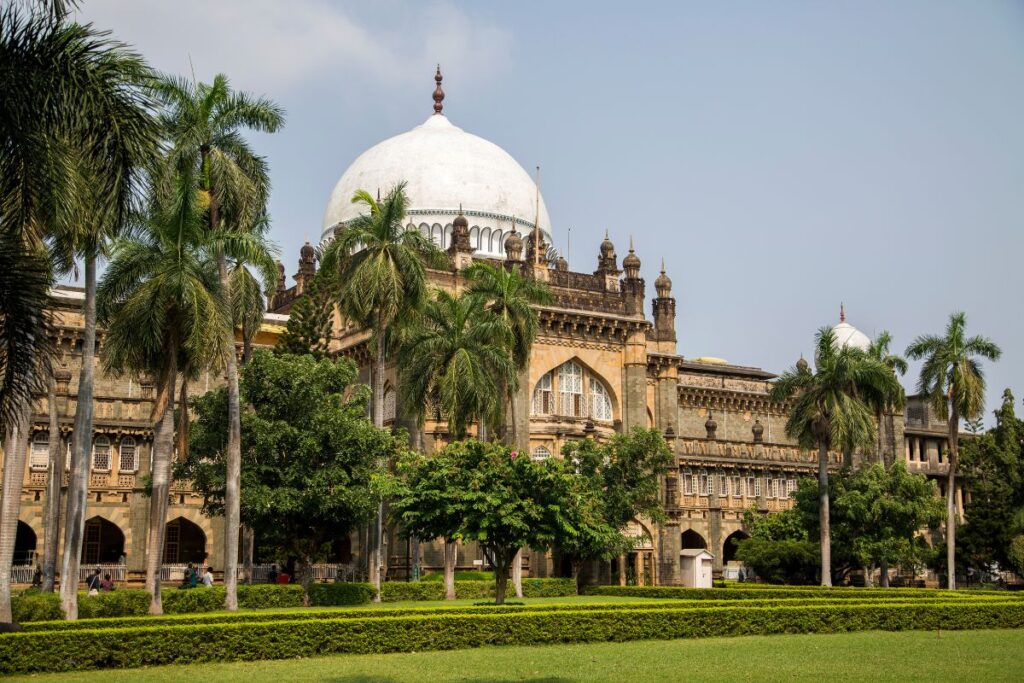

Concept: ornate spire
[[433, 65, 444, 115], [840, 302, 846, 323]]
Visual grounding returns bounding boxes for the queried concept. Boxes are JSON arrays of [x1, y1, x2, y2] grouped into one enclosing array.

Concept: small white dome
[[321, 114, 552, 258]]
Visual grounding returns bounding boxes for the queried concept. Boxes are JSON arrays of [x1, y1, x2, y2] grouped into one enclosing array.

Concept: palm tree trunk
[[217, 251, 243, 612], [60, 254, 97, 620], [946, 401, 960, 591], [0, 401, 31, 622], [176, 377, 190, 464], [512, 548, 523, 598], [369, 321, 386, 602], [41, 374, 62, 593], [242, 525, 254, 585], [818, 440, 832, 587], [145, 357, 177, 616], [443, 538, 456, 600]]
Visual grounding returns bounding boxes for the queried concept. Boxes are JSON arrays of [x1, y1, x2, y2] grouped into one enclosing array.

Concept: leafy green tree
[[395, 440, 570, 604], [98, 163, 227, 615], [275, 275, 338, 360], [180, 350, 400, 602], [959, 389, 1024, 573], [464, 261, 551, 445], [833, 462, 944, 586], [867, 331, 908, 463], [906, 312, 1001, 589], [556, 429, 673, 589], [737, 503, 820, 585], [319, 182, 444, 599], [771, 327, 901, 585], [154, 73, 284, 610], [398, 290, 515, 440]]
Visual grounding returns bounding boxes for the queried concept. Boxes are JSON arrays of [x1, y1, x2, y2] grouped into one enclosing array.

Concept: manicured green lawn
[[8, 629, 1022, 682]]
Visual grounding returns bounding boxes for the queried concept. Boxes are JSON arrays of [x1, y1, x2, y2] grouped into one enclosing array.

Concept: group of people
[[178, 563, 215, 589], [85, 568, 116, 596], [266, 563, 292, 585]]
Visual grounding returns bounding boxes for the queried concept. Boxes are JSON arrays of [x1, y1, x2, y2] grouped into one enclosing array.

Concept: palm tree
[[153, 73, 283, 610], [464, 261, 551, 446], [1, 4, 157, 620], [98, 164, 228, 615], [398, 289, 515, 598], [867, 331, 908, 465], [906, 312, 1001, 590], [320, 182, 444, 599], [771, 327, 901, 586]]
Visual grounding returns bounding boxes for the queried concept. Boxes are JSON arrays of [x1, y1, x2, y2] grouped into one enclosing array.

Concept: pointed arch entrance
[[82, 517, 125, 565], [723, 530, 750, 564], [14, 521, 37, 566], [681, 529, 707, 550], [164, 517, 206, 564]]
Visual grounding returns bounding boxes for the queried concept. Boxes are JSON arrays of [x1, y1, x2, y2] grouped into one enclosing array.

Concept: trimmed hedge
[[583, 585, 1012, 601], [18, 594, 1010, 633], [380, 578, 576, 602], [2, 601, 1023, 673], [12, 583, 374, 622]]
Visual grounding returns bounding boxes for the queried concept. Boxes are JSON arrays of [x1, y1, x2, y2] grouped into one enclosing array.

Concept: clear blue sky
[[78, 0, 1024, 423]]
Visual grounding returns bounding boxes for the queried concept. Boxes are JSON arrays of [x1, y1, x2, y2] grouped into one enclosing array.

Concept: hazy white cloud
[[75, 0, 512, 93]]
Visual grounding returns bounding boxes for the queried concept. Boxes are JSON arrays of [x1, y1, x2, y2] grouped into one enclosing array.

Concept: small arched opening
[[82, 517, 125, 565], [723, 530, 750, 564], [164, 517, 207, 564], [681, 529, 707, 550]]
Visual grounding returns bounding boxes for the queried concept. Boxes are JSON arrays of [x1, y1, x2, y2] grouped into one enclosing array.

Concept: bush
[[583, 585, 1007, 601], [421, 571, 493, 582], [380, 578, 575, 602], [736, 538, 820, 585], [2, 601, 1022, 673]]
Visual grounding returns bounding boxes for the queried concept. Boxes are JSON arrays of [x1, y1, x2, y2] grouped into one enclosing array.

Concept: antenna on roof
[[533, 165, 541, 266]]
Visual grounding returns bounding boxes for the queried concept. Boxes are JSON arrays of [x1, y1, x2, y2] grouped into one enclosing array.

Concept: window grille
[[119, 437, 137, 472], [683, 470, 694, 495], [531, 446, 551, 461], [746, 476, 756, 497], [532, 372, 553, 415], [589, 380, 613, 421], [754, 476, 762, 497], [383, 389, 396, 422], [30, 432, 49, 470], [92, 436, 111, 472], [732, 476, 742, 497], [558, 362, 583, 417]]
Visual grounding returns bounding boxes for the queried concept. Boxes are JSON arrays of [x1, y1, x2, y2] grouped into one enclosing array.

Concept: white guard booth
[[679, 549, 715, 588]]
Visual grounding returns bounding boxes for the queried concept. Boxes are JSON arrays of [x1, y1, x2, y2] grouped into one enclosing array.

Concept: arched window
[[383, 388, 396, 422], [532, 446, 551, 461], [558, 361, 583, 417], [532, 372, 553, 415], [30, 432, 49, 470], [92, 435, 111, 472], [589, 380, 613, 421], [119, 437, 137, 473]]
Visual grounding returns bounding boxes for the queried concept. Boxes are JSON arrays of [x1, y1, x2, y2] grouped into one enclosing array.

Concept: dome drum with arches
[[321, 68, 552, 258]]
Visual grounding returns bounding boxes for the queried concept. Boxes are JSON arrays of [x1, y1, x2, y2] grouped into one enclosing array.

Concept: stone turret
[[595, 231, 620, 292], [269, 260, 286, 308], [295, 242, 317, 294], [651, 258, 676, 351], [447, 207, 475, 270], [621, 237, 645, 316], [504, 225, 523, 262]]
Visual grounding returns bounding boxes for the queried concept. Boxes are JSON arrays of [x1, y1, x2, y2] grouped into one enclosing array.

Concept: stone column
[[658, 522, 681, 585], [622, 328, 648, 432]]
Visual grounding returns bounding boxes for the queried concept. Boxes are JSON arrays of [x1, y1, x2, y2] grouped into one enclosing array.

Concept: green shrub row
[[379, 578, 576, 602], [19, 594, 1000, 633], [2, 601, 1022, 673], [584, 585, 1017, 601], [12, 583, 373, 622]]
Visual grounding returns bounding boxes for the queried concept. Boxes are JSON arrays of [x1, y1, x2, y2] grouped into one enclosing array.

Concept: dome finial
[[840, 302, 845, 323], [433, 64, 444, 115], [660, 257, 666, 274]]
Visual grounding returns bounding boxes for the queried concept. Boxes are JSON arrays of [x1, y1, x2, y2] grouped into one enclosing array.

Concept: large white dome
[[831, 306, 871, 351], [321, 113, 552, 258]]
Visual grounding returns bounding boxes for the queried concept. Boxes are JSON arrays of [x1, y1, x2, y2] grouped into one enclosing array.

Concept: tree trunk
[[493, 550, 511, 605], [411, 534, 420, 581], [41, 374, 62, 593], [176, 377, 190, 463], [144, 349, 178, 616], [880, 558, 889, 588], [618, 554, 627, 586], [818, 440, 832, 587], [242, 525, 254, 585], [443, 538, 456, 600], [217, 249, 243, 612], [946, 401, 960, 590], [60, 254, 97, 620], [0, 401, 31, 622], [299, 555, 313, 606], [369, 322, 386, 602], [512, 548, 523, 598]]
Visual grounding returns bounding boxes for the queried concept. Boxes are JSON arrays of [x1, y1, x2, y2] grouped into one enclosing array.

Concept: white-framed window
[[719, 474, 728, 497], [787, 478, 797, 496], [559, 362, 583, 417], [92, 435, 111, 472], [683, 469, 694, 495], [30, 432, 49, 470], [589, 380, 613, 421], [119, 437, 137, 473], [532, 446, 551, 461], [746, 475, 756, 497], [700, 471, 712, 496], [754, 476, 762, 497], [383, 388, 396, 422], [532, 372, 553, 415], [732, 476, 742, 498]]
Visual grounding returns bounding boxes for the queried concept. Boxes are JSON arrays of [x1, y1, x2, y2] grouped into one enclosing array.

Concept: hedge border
[[2, 601, 1022, 674], [582, 585, 1019, 601], [21, 594, 1011, 632]]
